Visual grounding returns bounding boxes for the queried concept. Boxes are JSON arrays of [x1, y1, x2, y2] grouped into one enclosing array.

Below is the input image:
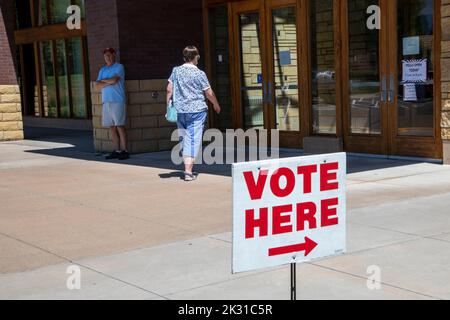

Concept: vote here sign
[[232, 153, 346, 274]]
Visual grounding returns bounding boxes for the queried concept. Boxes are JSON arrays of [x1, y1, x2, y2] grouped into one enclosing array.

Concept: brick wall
[[85, 0, 121, 81], [86, 0, 204, 81], [0, 0, 17, 85], [91, 80, 177, 154], [115, 0, 204, 80], [0, 0, 23, 141], [442, 0, 450, 164]]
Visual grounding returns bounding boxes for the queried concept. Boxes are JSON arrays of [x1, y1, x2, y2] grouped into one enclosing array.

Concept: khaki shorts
[[102, 102, 126, 127]]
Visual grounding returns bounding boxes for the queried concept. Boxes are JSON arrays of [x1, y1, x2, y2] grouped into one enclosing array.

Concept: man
[[95, 47, 129, 160]]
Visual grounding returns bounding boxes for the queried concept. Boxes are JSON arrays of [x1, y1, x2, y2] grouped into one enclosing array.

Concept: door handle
[[262, 81, 273, 104], [267, 81, 273, 103], [388, 74, 395, 103], [262, 81, 267, 103], [381, 75, 387, 102]]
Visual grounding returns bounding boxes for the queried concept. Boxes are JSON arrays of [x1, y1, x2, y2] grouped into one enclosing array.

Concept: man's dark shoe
[[105, 151, 121, 160], [118, 151, 130, 160]]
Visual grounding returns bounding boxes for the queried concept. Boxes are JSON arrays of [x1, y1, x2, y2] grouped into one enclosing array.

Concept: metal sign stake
[[290, 263, 297, 301]]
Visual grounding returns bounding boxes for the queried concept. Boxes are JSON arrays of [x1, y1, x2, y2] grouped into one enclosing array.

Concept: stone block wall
[[91, 79, 177, 154], [0, 2, 23, 141], [0, 85, 23, 141], [442, 0, 450, 164]]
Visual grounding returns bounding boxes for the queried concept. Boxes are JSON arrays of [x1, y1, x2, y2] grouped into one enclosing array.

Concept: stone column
[[442, 0, 450, 164], [0, 86, 23, 141], [0, 2, 23, 141], [91, 79, 177, 154]]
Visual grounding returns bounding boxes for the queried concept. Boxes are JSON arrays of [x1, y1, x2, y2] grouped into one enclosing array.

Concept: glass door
[[266, 0, 302, 148], [342, 0, 390, 154], [231, 0, 302, 148], [232, 0, 268, 131], [388, 0, 441, 158], [343, 0, 441, 158]]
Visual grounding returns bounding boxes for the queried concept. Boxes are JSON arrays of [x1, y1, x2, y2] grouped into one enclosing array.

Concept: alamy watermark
[[66, 265, 81, 290], [367, 265, 382, 290], [66, 4, 381, 31], [171, 129, 280, 165], [366, 5, 381, 30], [66, 5, 81, 30]]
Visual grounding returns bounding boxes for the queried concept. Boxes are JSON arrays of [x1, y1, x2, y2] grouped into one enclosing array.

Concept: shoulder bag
[[165, 68, 178, 123]]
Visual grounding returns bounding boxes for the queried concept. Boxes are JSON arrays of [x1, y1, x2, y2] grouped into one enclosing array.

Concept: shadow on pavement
[[20, 127, 432, 177], [23, 126, 94, 153]]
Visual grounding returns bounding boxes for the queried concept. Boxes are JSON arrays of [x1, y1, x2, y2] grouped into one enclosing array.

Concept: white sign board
[[402, 59, 427, 83], [403, 36, 420, 56], [404, 84, 417, 102], [232, 153, 347, 274]]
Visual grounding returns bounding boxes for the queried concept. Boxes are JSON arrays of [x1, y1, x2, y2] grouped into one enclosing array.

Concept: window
[[16, 0, 90, 119], [38, 0, 85, 26]]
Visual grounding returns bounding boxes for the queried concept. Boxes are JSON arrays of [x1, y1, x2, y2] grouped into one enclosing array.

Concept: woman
[[167, 46, 221, 181]]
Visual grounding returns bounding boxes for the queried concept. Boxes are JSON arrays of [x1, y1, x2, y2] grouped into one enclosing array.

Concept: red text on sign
[[245, 198, 339, 239], [243, 163, 340, 200]]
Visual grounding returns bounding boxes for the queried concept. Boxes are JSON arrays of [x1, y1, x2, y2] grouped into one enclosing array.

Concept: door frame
[[341, 0, 442, 158], [203, 0, 443, 159], [231, 0, 269, 132], [204, 0, 345, 149], [341, 0, 390, 155], [231, 0, 306, 148], [204, 0, 306, 148], [265, 0, 304, 148], [387, 0, 442, 159]]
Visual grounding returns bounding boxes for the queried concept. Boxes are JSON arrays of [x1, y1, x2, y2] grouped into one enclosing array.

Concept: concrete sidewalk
[[0, 135, 450, 300]]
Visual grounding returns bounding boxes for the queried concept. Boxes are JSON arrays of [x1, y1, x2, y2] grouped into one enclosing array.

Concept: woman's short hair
[[183, 46, 200, 63]]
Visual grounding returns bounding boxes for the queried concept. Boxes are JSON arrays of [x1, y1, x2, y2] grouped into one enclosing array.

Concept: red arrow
[[268, 237, 318, 257]]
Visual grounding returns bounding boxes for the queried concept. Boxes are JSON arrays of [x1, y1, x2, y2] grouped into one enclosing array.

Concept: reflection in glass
[[68, 37, 87, 118], [397, 0, 434, 137], [209, 6, 232, 130], [73, 0, 86, 19], [39, 0, 85, 26], [39, 0, 48, 26], [56, 40, 70, 118], [348, 0, 381, 134], [49, 0, 71, 24], [41, 41, 57, 117], [311, 0, 336, 134], [239, 13, 264, 129], [272, 7, 300, 132]]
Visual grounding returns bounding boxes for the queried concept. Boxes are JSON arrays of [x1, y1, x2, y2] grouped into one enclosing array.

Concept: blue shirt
[[97, 63, 126, 104], [168, 64, 211, 114]]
